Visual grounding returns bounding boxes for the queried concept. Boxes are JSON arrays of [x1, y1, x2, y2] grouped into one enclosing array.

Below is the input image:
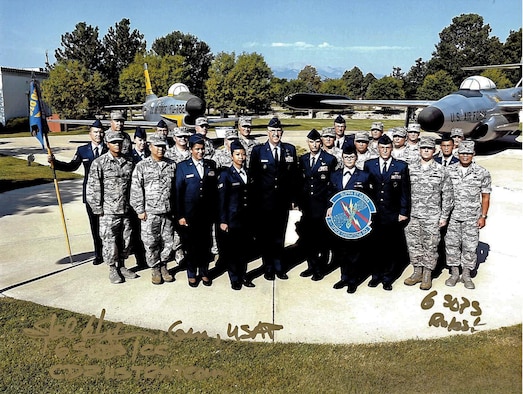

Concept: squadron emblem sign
[[326, 190, 376, 239]]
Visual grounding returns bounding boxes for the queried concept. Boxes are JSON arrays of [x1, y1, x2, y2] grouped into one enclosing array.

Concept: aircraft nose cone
[[418, 107, 444, 132], [186, 97, 206, 117]]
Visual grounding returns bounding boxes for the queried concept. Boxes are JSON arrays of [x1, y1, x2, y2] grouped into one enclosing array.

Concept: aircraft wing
[[47, 118, 167, 129], [497, 101, 523, 112], [284, 93, 434, 110]]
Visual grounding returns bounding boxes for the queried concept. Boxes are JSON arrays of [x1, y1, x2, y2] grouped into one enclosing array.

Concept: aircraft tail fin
[[144, 63, 157, 102]]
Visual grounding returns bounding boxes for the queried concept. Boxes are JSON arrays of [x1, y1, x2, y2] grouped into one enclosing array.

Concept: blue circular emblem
[[325, 190, 376, 239]]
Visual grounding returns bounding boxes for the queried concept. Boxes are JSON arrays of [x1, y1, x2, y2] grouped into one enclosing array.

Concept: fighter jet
[[284, 66, 522, 142], [49, 64, 225, 129]]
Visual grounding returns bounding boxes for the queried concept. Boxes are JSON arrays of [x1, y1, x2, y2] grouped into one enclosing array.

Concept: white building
[[0, 67, 48, 127]]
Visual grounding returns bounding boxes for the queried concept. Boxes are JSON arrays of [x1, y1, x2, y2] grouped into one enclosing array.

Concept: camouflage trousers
[[140, 213, 174, 268], [405, 216, 441, 270], [99, 214, 131, 266], [445, 217, 479, 270]]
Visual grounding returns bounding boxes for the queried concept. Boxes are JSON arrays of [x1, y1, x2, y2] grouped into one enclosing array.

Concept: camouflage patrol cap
[[392, 127, 407, 138], [321, 127, 336, 137], [458, 140, 475, 154], [419, 136, 436, 149], [110, 110, 125, 121], [407, 123, 421, 133], [354, 132, 370, 142], [450, 128, 464, 138], [371, 122, 384, 131], [196, 117, 209, 126], [106, 130, 124, 142], [239, 116, 252, 126], [149, 133, 167, 146], [225, 128, 239, 140], [173, 127, 191, 136]]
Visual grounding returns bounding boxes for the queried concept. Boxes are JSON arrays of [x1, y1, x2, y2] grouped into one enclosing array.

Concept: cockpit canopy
[[459, 76, 497, 90], [168, 83, 190, 96]]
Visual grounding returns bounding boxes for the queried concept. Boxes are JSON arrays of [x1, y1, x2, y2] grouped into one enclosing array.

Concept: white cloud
[[251, 41, 412, 52]]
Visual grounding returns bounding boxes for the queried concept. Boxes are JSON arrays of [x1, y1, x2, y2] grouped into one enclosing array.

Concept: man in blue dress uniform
[[363, 135, 411, 290], [249, 117, 299, 280]]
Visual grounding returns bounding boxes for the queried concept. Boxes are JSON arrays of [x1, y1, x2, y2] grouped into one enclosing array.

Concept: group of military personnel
[[49, 111, 491, 293]]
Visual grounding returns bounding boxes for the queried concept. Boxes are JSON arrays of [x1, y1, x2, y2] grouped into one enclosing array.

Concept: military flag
[[29, 79, 47, 150]]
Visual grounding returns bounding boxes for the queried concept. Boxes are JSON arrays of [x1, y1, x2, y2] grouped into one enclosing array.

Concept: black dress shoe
[[93, 257, 103, 266], [264, 273, 275, 281], [333, 280, 348, 289], [202, 277, 213, 287], [368, 278, 381, 288], [188, 280, 198, 288], [347, 284, 357, 294], [243, 280, 256, 288], [311, 273, 324, 281], [382, 282, 393, 291], [300, 268, 313, 277], [231, 282, 242, 290], [276, 272, 289, 280]]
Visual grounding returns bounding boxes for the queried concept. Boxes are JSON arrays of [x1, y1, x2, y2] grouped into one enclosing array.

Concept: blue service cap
[[378, 135, 392, 145], [342, 145, 357, 156], [157, 119, 168, 128], [334, 115, 346, 124], [188, 133, 205, 147], [91, 119, 103, 129], [268, 117, 281, 128], [230, 140, 245, 152], [307, 128, 321, 140], [134, 127, 147, 140]]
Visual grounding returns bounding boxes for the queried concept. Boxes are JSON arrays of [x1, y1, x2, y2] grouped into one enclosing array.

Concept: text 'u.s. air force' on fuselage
[[283, 64, 522, 142]]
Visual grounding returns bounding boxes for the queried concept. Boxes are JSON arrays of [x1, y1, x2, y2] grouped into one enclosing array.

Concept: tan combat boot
[[445, 266, 460, 287], [151, 266, 163, 285], [461, 267, 475, 289], [404, 266, 423, 286], [420, 268, 432, 290], [160, 263, 174, 282]]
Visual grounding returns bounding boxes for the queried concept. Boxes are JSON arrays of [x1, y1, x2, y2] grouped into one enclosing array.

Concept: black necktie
[[274, 147, 279, 165], [94, 147, 99, 158], [310, 156, 316, 168], [382, 161, 387, 174]]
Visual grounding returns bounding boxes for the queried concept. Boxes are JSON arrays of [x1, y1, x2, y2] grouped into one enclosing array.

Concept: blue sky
[[1, 0, 521, 77]]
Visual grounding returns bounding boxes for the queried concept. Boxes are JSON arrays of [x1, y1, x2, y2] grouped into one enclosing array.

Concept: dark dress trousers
[[175, 158, 218, 279], [249, 141, 298, 275], [363, 157, 411, 285]]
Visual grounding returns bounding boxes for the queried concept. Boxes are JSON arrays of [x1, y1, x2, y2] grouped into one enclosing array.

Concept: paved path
[[0, 133, 521, 343]]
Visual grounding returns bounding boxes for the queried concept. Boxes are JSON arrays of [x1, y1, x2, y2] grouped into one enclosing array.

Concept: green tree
[[319, 78, 349, 95], [481, 69, 512, 89], [342, 67, 364, 98], [42, 60, 108, 118], [297, 65, 322, 93], [152, 31, 213, 98], [361, 73, 377, 99], [403, 58, 427, 99], [102, 18, 146, 103], [205, 52, 236, 115], [270, 77, 292, 107], [503, 29, 522, 85], [119, 54, 186, 104], [426, 14, 500, 86], [416, 70, 456, 100], [366, 76, 404, 100], [54, 22, 104, 72], [228, 52, 273, 114]]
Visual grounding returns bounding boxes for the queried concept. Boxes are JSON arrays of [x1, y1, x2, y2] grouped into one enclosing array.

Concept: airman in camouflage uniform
[[404, 137, 454, 290], [444, 140, 491, 289], [106, 110, 133, 159], [87, 130, 137, 284], [237, 116, 259, 167], [321, 127, 343, 170], [130, 134, 176, 285], [405, 123, 421, 165], [212, 128, 239, 169], [368, 121, 384, 157], [391, 127, 410, 162], [165, 127, 192, 163], [194, 117, 215, 159], [353, 132, 376, 170]]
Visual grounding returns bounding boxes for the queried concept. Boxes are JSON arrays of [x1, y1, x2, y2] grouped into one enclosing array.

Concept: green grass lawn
[[0, 297, 520, 393]]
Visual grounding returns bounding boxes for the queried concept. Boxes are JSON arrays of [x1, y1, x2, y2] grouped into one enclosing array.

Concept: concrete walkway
[[0, 134, 521, 344]]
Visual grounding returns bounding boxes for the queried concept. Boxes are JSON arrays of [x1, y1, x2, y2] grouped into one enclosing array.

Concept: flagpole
[[30, 79, 74, 264], [44, 133, 74, 264]]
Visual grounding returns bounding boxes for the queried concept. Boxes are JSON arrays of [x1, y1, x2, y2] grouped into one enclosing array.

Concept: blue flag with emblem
[[29, 79, 47, 150]]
